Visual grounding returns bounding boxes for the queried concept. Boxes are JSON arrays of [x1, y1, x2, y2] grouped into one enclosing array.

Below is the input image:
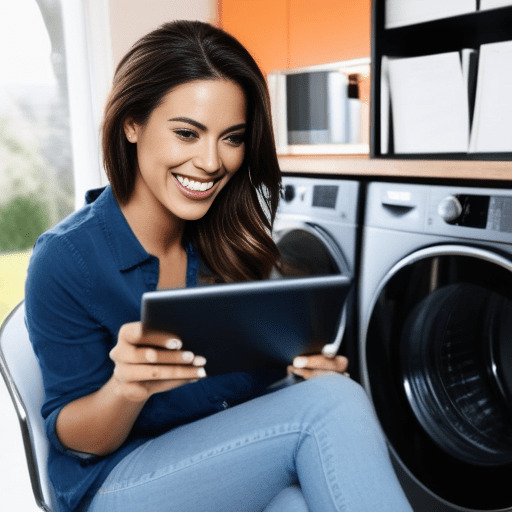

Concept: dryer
[[359, 181, 512, 511], [274, 175, 361, 370]]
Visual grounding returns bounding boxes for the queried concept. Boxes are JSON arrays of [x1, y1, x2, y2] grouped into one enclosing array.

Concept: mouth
[[174, 174, 216, 192], [172, 173, 223, 199]]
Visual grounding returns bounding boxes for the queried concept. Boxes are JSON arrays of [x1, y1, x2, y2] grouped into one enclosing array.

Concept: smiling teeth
[[176, 175, 214, 191]]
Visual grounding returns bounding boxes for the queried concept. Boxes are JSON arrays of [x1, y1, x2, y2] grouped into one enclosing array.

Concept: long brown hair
[[102, 21, 281, 282]]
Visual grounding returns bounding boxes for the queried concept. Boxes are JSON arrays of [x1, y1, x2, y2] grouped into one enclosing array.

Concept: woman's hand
[[56, 322, 207, 456], [109, 321, 207, 403], [287, 354, 349, 380]]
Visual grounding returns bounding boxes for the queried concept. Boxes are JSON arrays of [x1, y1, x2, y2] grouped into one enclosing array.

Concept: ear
[[124, 118, 139, 143]]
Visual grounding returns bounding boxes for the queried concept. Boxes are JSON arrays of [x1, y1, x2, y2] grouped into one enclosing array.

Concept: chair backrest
[[0, 301, 55, 512]]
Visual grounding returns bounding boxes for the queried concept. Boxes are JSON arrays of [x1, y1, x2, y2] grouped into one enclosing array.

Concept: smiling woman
[[122, 80, 247, 227], [24, 20, 413, 512], [101, 23, 281, 283], [119, 79, 249, 291]]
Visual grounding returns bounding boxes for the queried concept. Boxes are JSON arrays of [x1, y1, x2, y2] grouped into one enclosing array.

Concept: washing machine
[[359, 181, 512, 511], [274, 175, 362, 370]]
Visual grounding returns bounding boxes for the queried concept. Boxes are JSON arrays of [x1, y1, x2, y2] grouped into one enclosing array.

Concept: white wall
[[108, 0, 216, 69]]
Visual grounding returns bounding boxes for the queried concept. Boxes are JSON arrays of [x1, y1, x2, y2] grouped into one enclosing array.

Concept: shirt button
[[221, 401, 229, 409]]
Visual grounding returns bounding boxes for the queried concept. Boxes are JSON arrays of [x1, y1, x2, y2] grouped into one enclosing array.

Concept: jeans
[[86, 375, 412, 512]]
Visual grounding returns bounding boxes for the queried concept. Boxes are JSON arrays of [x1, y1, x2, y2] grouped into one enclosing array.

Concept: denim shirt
[[25, 186, 268, 512]]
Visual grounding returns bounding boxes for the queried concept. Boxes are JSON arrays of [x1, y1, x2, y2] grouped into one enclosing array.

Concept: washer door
[[363, 245, 512, 511], [273, 223, 355, 360], [273, 223, 350, 278]]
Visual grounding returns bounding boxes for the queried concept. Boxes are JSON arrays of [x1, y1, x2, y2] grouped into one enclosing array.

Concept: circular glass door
[[364, 248, 512, 510], [273, 223, 349, 278]]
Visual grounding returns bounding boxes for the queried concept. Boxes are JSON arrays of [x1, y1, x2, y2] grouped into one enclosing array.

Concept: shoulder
[[26, 189, 112, 302], [31, 186, 113, 266], [31, 206, 97, 271]]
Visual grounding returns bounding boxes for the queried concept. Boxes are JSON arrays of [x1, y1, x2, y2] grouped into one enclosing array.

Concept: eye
[[174, 129, 198, 141], [225, 132, 245, 146]]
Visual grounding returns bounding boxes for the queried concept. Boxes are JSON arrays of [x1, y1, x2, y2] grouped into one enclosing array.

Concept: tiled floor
[[0, 380, 42, 511]]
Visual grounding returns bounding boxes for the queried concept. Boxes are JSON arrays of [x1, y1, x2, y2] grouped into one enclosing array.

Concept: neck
[[120, 178, 185, 259]]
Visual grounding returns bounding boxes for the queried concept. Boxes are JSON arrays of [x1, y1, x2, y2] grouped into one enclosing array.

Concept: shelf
[[381, 6, 512, 58], [371, 1, 512, 160], [278, 155, 512, 182]]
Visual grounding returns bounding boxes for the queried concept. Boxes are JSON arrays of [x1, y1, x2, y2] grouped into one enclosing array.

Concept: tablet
[[141, 275, 351, 375]]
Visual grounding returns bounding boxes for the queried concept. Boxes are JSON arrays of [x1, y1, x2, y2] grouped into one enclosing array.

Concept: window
[[0, 0, 109, 319]]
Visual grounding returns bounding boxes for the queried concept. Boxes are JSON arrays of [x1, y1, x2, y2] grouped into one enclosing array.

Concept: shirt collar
[[91, 186, 154, 271], [87, 186, 199, 284]]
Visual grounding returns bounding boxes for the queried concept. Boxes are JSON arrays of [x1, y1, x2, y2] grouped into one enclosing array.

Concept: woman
[[25, 21, 412, 512]]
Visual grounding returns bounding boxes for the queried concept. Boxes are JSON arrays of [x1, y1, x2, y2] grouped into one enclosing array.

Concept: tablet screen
[[141, 275, 351, 375]]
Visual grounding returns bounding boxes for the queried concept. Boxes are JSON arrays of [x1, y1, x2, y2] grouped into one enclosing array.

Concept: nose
[[193, 138, 221, 174]]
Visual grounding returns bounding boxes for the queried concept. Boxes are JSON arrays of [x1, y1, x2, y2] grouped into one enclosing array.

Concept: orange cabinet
[[219, 0, 371, 74], [219, 0, 288, 74], [289, 0, 371, 69]]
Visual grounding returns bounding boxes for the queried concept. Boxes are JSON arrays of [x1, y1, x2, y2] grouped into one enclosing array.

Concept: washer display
[[359, 182, 512, 511], [274, 176, 361, 370]]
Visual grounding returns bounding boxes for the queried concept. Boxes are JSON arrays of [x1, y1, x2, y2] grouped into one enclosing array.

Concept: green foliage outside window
[[0, 195, 50, 252], [0, 117, 60, 253]]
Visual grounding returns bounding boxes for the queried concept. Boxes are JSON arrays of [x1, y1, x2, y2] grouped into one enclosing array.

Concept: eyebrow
[[168, 117, 246, 137]]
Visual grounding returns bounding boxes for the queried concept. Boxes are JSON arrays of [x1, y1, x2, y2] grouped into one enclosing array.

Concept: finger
[[288, 366, 350, 380], [288, 367, 333, 380], [292, 355, 349, 373], [114, 363, 206, 383], [121, 323, 183, 350], [140, 330, 183, 350], [112, 344, 206, 367], [141, 349, 206, 367], [120, 376, 203, 402], [118, 322, 144, 345]]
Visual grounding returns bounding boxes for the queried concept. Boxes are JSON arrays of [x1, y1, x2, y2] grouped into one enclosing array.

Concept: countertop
[[278, 155, 512, 183]]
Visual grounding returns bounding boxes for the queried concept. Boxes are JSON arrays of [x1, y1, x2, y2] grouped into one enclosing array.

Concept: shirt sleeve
[[25, 231, 113, 457]]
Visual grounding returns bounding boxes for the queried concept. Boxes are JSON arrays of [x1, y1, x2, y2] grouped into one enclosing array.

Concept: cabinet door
[[289, 0, 371, 68], [220, 0, 288, 74]]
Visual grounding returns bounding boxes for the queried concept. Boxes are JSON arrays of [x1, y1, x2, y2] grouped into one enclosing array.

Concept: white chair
[[0, 301, 56, 511]]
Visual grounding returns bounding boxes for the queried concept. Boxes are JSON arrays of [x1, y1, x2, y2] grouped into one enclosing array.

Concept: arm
[[26, 228, 208, 457], [55, 322, 206, 456]]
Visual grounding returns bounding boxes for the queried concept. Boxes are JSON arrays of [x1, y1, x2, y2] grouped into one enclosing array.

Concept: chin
[[171, 203, 213, 222]]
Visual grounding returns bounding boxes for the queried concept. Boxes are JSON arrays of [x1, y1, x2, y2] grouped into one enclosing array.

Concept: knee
[[303, 373, 367, 402], [300, 374, 376, 421], [269, 374, 375, 423]]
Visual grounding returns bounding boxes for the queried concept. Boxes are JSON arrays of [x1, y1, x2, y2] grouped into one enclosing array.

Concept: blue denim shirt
[[25, 186, 269, 512]]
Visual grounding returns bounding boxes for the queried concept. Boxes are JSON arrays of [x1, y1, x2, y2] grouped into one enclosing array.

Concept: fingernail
[[145, 348, 157, 363], [293, 356, 307, 368], [197, 367, 207, 378], [193, 355, 207, 367], [182, 351, 194, 362], [166, 338, 182, 350]]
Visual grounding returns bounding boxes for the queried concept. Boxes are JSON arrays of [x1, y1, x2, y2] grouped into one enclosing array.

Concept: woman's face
[[124, 79, 247, 222]]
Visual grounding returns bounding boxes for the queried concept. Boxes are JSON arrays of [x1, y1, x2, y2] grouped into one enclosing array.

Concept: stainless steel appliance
[[359, 181, 512, 511], [267, 59, 370, 156], [274, 175, 361, 369]]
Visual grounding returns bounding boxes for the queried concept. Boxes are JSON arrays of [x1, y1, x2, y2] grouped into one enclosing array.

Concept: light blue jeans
[[86, 375, 412, 512]]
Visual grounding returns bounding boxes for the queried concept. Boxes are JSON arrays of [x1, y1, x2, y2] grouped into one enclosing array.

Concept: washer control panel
[[429, 189, 512, 238], [278, 176, 359, 225], [437, 195, 463, 224], [435, 193, 512, 233], [366, 182, 512, 244]]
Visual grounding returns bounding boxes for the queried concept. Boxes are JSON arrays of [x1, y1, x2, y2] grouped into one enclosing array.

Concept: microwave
[[267, 58, 370, 155]]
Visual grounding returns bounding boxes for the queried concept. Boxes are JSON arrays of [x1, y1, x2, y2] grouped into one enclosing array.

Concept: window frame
[[61, 0, 112, 209]]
